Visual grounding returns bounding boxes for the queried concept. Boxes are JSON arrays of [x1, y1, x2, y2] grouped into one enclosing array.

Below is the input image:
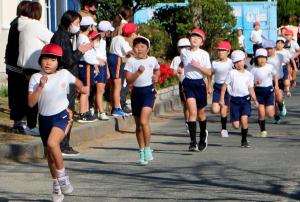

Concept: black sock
[[241, 128, 248, 143], [274, 115, 280, 121], [199, 120, 207, 142], [221, 116, 227, 130], [187, 121, 197, 144], [278, 102, 283, 111], [258, 119, 266, 131]]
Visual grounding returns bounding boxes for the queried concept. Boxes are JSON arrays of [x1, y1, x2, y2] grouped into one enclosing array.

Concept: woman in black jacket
[[51, 10, 92, 156]]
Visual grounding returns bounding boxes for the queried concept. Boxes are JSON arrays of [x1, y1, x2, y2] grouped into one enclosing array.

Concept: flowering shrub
[[156, 63, 178, 89]]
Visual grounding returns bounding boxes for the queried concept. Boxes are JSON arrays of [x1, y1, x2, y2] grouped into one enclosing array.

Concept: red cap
[[41, 44, 63, 57], [254, 21, 260, 26], [88, 31, 100, 40], [191, 28, 206, 41], [285, 29, 293, 36], [122, 23, 138, 37], [216, 41, 231, 51]]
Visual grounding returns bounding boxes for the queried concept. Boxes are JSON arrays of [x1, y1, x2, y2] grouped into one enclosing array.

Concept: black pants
[[60, 83, 76, 150], [7, 70, 27, 121], [23, 69, 39, 129], [120, 72, 129, 108], [253, 43, 263, 56]]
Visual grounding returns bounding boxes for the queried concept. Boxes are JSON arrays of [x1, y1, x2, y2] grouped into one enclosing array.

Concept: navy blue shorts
[[182, 78, 207, 109], [107, 53, 124, 79], [282, 65, 289, 80], [212, 83, 230, 106], [94, 65, 107, 84], [39, 110, 71, 147], [230, 95, 251, 122], [131, 85, 156, 117], [78, 61, 95, 86], [273, 79, 284, 91], [255, 86, 274, 106]]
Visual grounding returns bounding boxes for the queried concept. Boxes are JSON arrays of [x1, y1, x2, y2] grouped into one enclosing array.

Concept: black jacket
[[50, 26, 83, 76], [5, 17, 20, 68]]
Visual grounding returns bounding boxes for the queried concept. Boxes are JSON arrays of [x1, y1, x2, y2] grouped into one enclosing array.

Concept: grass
[[0, 85, 8, 97]]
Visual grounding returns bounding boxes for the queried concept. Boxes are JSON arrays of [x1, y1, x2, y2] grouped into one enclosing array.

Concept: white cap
[[98, 21, 115, 32], [133, 36, 151, 48], [255, 48, 268, 57], [231, 50, 246, 63], [177, 38, 191, 47], [277, 36, 286, 43], [80, 16, 97, 26]]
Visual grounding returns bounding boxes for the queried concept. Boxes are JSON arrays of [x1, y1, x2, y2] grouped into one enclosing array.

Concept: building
[[0, 0, 80, 82]]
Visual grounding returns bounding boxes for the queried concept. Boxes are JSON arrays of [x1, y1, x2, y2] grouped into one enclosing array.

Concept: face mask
[[89, 10, 97, 15], [70, 25, 80, 34]]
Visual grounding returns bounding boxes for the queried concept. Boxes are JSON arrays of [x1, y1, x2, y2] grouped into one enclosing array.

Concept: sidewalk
[[0, 86, 183, 160]]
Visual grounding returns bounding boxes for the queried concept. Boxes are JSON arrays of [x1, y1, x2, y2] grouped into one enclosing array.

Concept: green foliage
[[277, 0, 300, 25], [190, 0, 237, 58], [153, 5, 193, 59], [95, 1, 123, 21], [0, 85, 8, 97], [137, 23, 172, 62]]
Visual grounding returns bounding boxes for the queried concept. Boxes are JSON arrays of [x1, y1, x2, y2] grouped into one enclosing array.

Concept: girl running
[[220, 50, 258, 148], [251, 48, 278, 137], [208, 40, 233, 138], [28, 44, 88, 202]]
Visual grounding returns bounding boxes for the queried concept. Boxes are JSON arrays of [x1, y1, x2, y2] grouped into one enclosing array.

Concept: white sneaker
[[98, 112, 109, 121], [57, 175, 73, 194], [221, 129, 229, 138], [52, 182, 64, 202], [24, 127, 40, 136]]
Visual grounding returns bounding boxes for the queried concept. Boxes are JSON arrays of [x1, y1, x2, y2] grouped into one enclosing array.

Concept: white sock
[[57, 168, 66, 178]]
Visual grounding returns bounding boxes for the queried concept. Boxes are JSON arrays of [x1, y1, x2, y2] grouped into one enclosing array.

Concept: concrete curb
[[0, 86, 181, 160]]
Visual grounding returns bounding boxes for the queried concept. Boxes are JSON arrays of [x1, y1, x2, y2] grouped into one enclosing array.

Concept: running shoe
[[138, 149, 148, 165], [52, 180, 64, 202], [241, 140, 251, 148], [57, 175, 74, 194], [97, 112, 109, 121], [188, 142, 198, 152], [62, 147, 80, 157], [144, 147, 154, 161], [198, 130, 208, 152], [221, 129, 229, 138], [111, 108, 126, 117], [259, 131, 268, 138], [77, 112, 97, 123], [280, 103, 287, 117]]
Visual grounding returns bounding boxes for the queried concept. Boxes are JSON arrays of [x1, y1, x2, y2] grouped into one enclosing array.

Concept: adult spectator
[[5, 1, 31, 133], [79, 0, 97, 21], [17, 1, 53, 135], [51, 10, 93, 156]]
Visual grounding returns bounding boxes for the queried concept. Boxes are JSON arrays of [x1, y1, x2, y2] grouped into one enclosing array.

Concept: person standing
[[51, 11, 93, 156], [5, 1, 31, 133], [18, 1, 53, 135]]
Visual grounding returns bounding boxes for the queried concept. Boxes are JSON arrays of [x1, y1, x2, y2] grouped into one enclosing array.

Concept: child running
[[170, 38, 191, 135], [181, 29, 212, 152], [220, 50, 258, 148], [251, 48, 279, 137], [28, 44, 88, 202], [124, 36, 160, 165], [267, 39, 291, 124], [208, 40, 233, 138]]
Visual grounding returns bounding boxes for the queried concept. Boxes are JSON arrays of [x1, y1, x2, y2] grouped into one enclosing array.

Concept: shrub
[[0, 85, 8, 97]]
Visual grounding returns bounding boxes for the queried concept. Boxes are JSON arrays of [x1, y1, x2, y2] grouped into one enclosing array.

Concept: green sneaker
[[138, 149, 148, 165], [273, 119, 281, 124], [144, 147, 154, 161], [280, 103, 287, 117]]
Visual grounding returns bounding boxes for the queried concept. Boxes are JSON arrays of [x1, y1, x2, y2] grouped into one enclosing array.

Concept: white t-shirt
[[28, 69, 76, 116], [212, 59, 233, 84], [267, 53, 285, 79], [250, 29, 263, 44], [250, 64, 277, 87], [225, 69, 254, 97], [124, 56, 160, 87], [95, 39, 107, 61], [238, 35, 245, 48], [170, 56, 185, 82], [286, 40, 300, 56], [77, 34, 99, 65], [109, 35, 132, 57], [181, 48, 211, 79]]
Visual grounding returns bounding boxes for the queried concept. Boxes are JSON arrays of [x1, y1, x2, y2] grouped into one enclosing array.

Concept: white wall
[[0, 0, 48, 83]]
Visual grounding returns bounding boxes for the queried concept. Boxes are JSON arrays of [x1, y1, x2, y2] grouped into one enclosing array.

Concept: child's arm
[[28, 75, 48, 107], [125, 65, 145, 84], [291, 51, 300, 72], [74, 78, 89, 95], [191, 59, 212, 76], [249, 87, 259, 108], [152, 69, 161, 83], [219, 83, 227, 106], [273, 74, 279, 92]]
